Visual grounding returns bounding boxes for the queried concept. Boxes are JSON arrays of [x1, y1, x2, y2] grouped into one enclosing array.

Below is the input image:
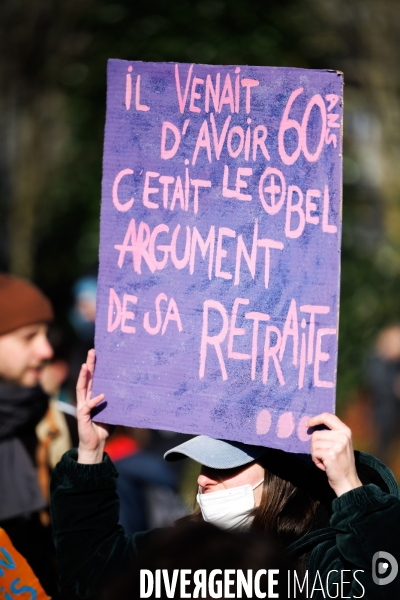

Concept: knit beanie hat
[[0, 274, 54, 336]]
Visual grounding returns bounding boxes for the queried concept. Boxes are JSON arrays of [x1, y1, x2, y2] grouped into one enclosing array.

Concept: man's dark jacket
[[0, 382, 48, 520]]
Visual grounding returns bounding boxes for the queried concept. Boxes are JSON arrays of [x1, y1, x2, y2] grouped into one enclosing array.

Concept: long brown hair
[[250, 454, 321, 547]]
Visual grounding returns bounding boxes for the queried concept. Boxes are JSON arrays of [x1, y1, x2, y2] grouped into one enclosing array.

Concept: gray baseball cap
[[164, 435, 268, 469]]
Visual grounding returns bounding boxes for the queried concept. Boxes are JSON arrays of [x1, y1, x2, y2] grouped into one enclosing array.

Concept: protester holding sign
[[51, 61, 400, 598], [50, 349, 400, 599]]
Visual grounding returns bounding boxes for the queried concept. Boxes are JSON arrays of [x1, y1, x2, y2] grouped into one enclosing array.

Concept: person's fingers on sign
[[307, 412, 363, 497], [77, 349, 110, 464]]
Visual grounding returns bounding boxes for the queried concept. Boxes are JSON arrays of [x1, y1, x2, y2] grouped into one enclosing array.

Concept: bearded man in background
[[0, 273, 59, 598]]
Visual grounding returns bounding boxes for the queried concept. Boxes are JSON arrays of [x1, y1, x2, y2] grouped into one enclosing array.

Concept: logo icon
[[372, 551, 398, 585]]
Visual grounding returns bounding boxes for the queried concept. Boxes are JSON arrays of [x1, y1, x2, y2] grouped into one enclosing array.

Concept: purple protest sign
[[92, 60, 343, 453]]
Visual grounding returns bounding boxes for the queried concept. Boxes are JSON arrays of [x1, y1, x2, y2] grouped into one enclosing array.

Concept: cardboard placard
[[93, 60, 343, 452]]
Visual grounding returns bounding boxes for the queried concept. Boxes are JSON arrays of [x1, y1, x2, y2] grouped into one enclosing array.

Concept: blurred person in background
[[0, 273, 60, 598], [36, 352, 78, 510], [69, 276, 97, 345], [365, 325, 400, 473], [67, 275, 98, 397]]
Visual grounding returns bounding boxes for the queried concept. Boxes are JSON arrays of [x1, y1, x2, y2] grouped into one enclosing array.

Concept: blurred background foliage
[[1, 0, 399, 409]]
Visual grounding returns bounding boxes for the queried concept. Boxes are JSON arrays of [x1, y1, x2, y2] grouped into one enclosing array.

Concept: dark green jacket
[[50, 449, 400, 599]]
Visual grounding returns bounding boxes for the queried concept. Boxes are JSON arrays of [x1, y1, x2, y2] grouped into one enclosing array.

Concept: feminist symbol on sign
[[259, 167, 286, 215]]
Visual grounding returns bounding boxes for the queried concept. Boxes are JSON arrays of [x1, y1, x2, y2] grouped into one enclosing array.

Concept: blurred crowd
[[0, 272, 399, 598]]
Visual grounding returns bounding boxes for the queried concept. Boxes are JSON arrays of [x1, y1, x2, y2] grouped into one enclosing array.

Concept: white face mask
[[196, 479, 264, 530]]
